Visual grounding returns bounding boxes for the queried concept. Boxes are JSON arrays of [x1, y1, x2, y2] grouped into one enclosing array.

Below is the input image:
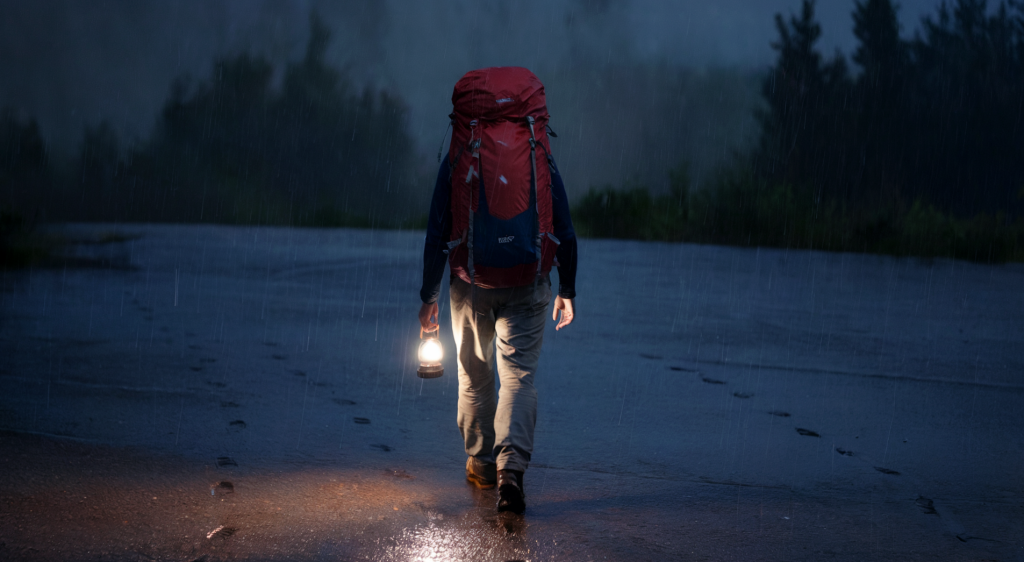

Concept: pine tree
[[909, 0, 1024, 214], [853, 0, 905, 89], [851, 0, 907, 210], [757, 0, 853, 204]]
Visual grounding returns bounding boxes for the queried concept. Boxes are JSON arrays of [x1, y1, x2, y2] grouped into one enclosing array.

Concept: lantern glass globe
[[419, 338, 443, 364]]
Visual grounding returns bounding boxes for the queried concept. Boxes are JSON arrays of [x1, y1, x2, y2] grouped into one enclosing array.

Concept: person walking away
[[418, 67, 577, 515]]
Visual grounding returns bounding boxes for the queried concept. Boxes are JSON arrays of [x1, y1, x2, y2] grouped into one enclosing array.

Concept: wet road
[[1, 224, 1022, 561]]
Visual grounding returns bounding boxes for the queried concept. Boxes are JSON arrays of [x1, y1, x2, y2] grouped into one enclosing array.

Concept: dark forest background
[[1, 15, 418, 233], [576, 0, 1024, 261], [3, 0, 1024, 264]]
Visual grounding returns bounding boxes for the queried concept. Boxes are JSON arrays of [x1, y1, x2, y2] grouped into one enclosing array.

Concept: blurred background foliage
[[2, 1, 1023, 265]]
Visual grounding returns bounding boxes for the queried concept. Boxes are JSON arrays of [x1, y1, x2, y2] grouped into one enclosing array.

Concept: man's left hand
[[552, 296, 575, 330]]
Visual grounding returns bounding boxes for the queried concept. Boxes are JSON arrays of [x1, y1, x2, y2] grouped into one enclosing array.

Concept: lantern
[[417, 332, 444, 378]]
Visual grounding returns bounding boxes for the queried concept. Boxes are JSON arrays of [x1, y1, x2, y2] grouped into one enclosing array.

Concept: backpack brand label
[[498, 236, 515, 244], [495, 97, 514, 104]]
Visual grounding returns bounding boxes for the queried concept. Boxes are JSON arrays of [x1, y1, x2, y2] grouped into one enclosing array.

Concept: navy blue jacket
[[420, 157, 578, 304]]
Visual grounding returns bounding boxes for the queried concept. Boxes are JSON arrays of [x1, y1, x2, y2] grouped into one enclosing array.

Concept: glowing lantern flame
[[419, 338, 443, 364], [417, 335, 444, 378]]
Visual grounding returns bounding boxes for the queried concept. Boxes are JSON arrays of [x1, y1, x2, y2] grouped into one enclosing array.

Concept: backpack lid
[[451, 67, 548, 121]]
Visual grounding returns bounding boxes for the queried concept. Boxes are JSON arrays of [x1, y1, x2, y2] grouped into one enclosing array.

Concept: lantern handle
[[420, 326, 439, 339]]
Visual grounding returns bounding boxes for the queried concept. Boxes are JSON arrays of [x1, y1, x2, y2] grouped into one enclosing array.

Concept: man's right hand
[[419, 302, 439, 335]]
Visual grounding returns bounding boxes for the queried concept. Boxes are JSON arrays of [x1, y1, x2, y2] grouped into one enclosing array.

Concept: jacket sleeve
[[550, 159, 578, 299], [420, 159, 452, 304]]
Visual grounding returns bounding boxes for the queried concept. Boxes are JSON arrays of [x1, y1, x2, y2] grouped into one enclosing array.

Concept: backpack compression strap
[[465, 121, 479, 284], [526, 116, 542, 280]]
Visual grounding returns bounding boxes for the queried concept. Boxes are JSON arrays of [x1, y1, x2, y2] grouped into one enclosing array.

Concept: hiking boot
[[465, 457, 497, 489], [496, 469, 525, 515]]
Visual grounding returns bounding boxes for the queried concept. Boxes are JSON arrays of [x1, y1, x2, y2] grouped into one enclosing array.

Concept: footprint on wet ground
[[229, 420, 247, 429], [216, 457, 238, 467], [701, 377, 726, 385], [190, 366, 203, 372], [956, 534, 1001, 544], [669, 366, 698, 372], [733, 392, 753, 399], [769, 411, 791, 417], [200, 358, 216, 364], [639, 353, 663, 360], [332, 399, 357, 406], [371, 444, 393, 452], [207, 381, 226, 388], [795, 428, 820, 437], [291, 370, 306, 377], [875, 466, 900, 475], [386, 469, 414, 479], [212, 481, 234, 494], [271, 354, 287, 360], [835, 447, 854, 456], [220, 401, 239, 408], [353, 417, 371, 424], [915, 496, 937, 515]]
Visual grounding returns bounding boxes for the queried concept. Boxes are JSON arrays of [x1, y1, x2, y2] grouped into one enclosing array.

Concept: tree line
[[758, 0, 1023, 216], [1, 14, 419, 229], [575, 0, 1024, 262], [3, 2, 1024, 263]]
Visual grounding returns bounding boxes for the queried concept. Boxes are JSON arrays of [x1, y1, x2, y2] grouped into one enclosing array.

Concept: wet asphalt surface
[[1, 224, 1022, 561]]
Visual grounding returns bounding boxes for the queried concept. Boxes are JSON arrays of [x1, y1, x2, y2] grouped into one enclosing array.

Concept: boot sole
[[466, 474, 496, 489]]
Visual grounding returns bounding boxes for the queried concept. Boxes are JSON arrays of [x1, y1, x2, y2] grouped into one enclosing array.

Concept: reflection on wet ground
[[4, 428, 1017, 561]]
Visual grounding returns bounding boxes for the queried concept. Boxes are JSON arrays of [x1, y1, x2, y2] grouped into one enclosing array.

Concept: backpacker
[[444, 67, 559, 289]]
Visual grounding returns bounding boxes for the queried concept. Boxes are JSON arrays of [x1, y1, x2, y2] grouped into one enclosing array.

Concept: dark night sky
[[0, 0, 944, 181]]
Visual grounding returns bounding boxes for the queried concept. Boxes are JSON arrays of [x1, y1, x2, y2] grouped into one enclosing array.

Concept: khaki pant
[[449, 275, 551, 473]]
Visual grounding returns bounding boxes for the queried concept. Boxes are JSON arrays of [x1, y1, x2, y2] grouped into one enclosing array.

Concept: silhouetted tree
[[148, 53, 275, 221], [756, 0, 853, 205], [0, 108, 48, 199], [271, 12, 414, 221], [755, 0, 1024, 218], [76, 122, 123, 208], [851, 0, 908, 209], [908, 0, 1024, 214], [853, 0, 906, 87], [139, 12, 416, 225]]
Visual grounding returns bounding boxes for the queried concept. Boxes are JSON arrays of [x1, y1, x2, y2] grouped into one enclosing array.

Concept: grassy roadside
[[0, 200, 424, 271], [1, 206, 149, 269], [6, 171, 1020, 268], [572, 167, 1024, 263]]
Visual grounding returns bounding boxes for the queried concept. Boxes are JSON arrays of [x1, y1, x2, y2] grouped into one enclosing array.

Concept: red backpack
[[445, 67, 558, 289]]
